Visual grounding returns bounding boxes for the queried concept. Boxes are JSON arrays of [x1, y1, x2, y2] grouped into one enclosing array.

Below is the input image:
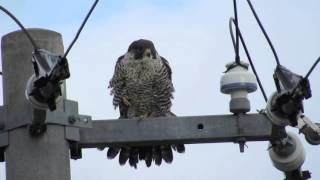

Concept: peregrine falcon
[[107, 39, 185, 168]]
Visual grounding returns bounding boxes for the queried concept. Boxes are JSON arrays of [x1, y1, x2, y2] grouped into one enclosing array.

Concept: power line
[[305, 56, 320, 79], [229, 18, 268, 102], [0, 5, 38, 50], [63, 0, 99, 59], [246, 0, 281, 66], [233, 0, 240, 64]]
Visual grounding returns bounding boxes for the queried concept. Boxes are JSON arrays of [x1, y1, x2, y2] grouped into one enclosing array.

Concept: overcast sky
[[1, 0, 320, 179]]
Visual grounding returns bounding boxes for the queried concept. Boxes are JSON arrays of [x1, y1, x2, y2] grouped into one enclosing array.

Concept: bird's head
[[128, 39, 157, 60]]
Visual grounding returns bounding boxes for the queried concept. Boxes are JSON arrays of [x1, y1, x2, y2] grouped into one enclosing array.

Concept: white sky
[[0, 0, 320, 179]]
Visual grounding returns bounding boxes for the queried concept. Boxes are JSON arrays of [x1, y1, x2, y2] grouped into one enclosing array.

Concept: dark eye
[[146, 53, 151, 57]]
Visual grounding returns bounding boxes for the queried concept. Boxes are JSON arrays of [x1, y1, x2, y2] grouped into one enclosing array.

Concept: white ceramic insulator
[[269, 132, 306, 172], [265, 92, 290, 127], [230, 90, 248, 99]]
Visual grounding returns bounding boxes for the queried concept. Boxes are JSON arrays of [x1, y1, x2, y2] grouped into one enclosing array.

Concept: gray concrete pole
[[1, 29, 71, 180]]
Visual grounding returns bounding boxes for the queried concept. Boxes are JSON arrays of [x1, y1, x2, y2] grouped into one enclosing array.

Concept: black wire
[[0, 72, 2, 75], [229, 18, 236, 53], [246, 0, 280, 66], [305, 56, 320, 79], [233, 0, 240, 64], [229, 17, 268, 102], [63, 0, 99, 59], [291, 56, 320, 98], [0, 5, 39, 50]]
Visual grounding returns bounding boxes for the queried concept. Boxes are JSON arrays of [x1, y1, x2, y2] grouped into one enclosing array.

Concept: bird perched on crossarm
[[107, 39, 185, 168]]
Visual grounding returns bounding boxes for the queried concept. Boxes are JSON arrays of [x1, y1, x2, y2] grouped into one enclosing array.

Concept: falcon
[[107, 39, 185, 168]]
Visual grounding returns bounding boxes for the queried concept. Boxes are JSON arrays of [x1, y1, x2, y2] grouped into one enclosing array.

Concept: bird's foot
[[135, 112, 151, 121]]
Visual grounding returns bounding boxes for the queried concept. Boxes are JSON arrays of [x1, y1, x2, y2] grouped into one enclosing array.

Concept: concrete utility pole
[[1, 29, 71, 180]]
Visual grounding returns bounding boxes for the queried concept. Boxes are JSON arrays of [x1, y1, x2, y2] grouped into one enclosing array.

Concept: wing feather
[[109, 55, 128, 118]]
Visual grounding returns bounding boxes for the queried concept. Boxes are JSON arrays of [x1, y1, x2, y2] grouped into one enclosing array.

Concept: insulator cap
[[220, 61, 257, 94], [220, 61, 257, 113]]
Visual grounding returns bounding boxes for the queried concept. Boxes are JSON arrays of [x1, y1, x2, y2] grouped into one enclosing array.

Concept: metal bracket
[[0, 106, 7, 132], [46, 99, 92, 128], [46, 111, 92, 128], [66, 126, 80, 142], [284, 169, 311, 180], [0, 132, 9, 162], [0, 99, 92, 134], [69, 140, 82, 160], [234, 114, 248, 153], [65, 125, 82, 160], [0, 99, 91, 160]]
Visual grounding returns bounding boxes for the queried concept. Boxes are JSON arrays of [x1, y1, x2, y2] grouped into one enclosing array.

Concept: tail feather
[[119, 147, 130, 166], [173, 144, 185, 153], [107, 147, 120, 159], [138, 148, 146, 160], [153, 146, 162, 166], [128, 148, 139, 169], [161, 145, 173, 163], [110, 144, 185, 168], [144, 147, 153, 167]]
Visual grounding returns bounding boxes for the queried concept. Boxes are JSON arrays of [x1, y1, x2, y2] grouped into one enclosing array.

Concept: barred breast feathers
[[109, 52, 174, 116]]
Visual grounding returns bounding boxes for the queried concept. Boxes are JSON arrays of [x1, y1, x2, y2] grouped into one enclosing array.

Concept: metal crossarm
[[79, 113, 272, 148]]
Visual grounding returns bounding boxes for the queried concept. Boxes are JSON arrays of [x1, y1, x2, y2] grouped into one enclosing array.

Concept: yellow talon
[[135, 112, 151, 120], [121, 96, 131, 106]]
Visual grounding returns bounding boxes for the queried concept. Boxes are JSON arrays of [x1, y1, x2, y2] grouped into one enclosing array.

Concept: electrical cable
[[291, 56, 320, 98], [229, 18, 268, 102], [233, 0, 240, 64], [63, 0, 99, 59], [0, 5, 39, 50], [229, 18, 237, 54], [229, 18, 237, 53], [305, 56, 320, 79], [246, 0, 280, 66]]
